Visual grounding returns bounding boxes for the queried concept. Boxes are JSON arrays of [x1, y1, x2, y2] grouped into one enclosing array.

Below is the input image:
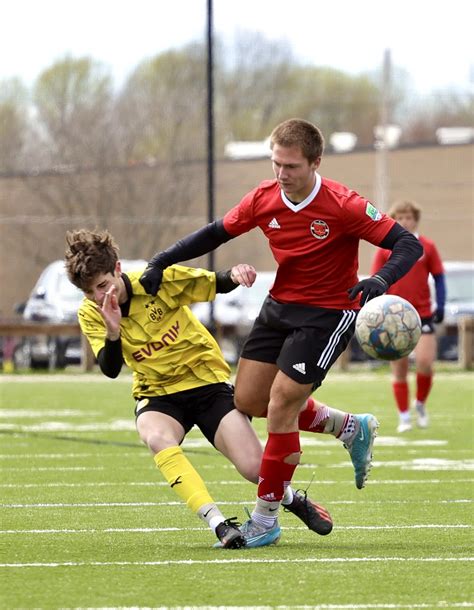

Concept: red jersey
[[371, 235, 444, 318], [223, 173, 395, 309]]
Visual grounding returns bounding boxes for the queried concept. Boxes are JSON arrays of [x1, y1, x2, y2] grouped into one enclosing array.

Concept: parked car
[[435, 261, 474, 360], [14, 258, 146, 369]]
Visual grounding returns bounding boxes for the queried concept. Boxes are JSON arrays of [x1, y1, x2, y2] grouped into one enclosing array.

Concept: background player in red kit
[[371, 200, 446, 433], [140, 118, 423, 546]]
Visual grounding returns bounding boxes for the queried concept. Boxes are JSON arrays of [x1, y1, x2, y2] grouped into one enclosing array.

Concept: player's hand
[[98, 286, 122, 339], [348, 275, 388, 306], [230, 264, 257, 287], [433, 309, 444, 324], [139, 264, 164, 296]]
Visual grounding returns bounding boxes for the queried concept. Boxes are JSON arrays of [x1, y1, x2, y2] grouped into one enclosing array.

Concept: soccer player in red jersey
[[371, 200, 446, 433], [140, 119, 423, 546]]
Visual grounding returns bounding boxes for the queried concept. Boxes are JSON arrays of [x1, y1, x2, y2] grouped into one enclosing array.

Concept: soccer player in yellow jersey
[[64, 229, 333, 549]]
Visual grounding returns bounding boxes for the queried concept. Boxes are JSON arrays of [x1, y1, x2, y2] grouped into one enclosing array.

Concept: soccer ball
[[355, 295, 422, 361]]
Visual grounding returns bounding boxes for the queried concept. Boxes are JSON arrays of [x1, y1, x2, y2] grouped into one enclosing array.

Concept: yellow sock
[[154, 446, 215, 514]]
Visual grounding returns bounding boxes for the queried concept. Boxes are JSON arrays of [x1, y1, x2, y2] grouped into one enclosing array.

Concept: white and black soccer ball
[[355, 295, 422, 361]]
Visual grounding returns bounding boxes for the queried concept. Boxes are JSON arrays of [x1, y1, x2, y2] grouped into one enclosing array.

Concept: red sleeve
[[223, 188, 259, 236], [343, 193, 396, 246], [370, 247, 390, 275], [425, 238, 444, 276]]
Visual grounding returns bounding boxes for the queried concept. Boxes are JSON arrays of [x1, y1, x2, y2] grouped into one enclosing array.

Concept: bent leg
[[136, 411, 233, 541], [214, 409, 263, 484]]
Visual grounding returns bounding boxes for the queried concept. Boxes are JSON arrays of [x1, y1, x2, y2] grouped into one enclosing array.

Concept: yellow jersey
[[78, 265, 231, 397]]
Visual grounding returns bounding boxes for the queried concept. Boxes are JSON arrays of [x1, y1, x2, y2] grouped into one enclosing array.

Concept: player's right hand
[[139, 265, 164, 296]]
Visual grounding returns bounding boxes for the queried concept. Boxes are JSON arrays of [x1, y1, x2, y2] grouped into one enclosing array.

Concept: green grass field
[[1, 369, 473, 609]]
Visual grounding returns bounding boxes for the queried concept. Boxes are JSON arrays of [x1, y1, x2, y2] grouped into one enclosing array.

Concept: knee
[[139, 429, 177, 454], [234, 389, 267, 417]]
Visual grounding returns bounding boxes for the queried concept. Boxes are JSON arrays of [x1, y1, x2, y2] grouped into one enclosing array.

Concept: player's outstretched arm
[[140, 219, 234, 296]]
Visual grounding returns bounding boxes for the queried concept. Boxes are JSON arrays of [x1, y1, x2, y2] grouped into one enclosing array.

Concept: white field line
[[1, 556, 473, 568], [0, 524, 471, 535], [1, 478, 474, 489], [1, 498, 472, 509], [3, 588, 474, 610], [17, 595, 474, 609]]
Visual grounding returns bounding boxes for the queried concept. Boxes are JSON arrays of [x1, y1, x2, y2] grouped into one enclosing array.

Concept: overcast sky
[[1, 0, 472, 95]]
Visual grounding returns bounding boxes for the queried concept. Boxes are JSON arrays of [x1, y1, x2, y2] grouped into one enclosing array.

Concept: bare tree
[[0, 78, 28, 173]]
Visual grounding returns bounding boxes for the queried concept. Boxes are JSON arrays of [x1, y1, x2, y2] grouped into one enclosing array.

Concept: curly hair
[[388, 200, 421, 222], [65, 229, 119, 290], [270, 118, 325, 162]]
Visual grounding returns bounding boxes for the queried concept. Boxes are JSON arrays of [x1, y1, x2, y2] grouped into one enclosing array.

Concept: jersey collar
[[280, 172, 322, 212], [120, 273, 133, 317]]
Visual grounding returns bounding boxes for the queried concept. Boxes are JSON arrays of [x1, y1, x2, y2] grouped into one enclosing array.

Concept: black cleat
[[215, 517, 246, 549], [284, 490, 333, 535]]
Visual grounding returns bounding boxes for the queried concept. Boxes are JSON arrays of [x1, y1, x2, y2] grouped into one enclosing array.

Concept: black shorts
[[420, 316, 435, 335], [241, 296, 357, 390], [134, 382, 235, 447]]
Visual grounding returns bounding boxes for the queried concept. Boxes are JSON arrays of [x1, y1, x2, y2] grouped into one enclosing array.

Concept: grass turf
[[0, 368, 473, 609]]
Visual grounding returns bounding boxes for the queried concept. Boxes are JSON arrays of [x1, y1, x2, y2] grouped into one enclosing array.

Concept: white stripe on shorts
[[316, 309, 356, 370]]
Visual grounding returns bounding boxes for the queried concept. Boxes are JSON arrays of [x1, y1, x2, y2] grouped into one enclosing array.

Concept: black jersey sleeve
[[215, 269, 239, 294], [97, 338, 123, 378], [154, 219, 232, 268], [139, 220, 234, 296], [374, 223, 423, 286]]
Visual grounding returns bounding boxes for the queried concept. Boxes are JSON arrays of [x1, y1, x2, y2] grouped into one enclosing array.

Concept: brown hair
[[388, 200, 422, 222], [65, 229, 119, 290], [270, 118, 325, 162]]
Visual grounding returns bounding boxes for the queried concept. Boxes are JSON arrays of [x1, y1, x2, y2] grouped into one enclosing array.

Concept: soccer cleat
[[284, 489, 333, 535], [344, 413, 379, 489], [415, 401, 429, 428], [397, 420, 412, 433], [214, 517, 246, 549], [238, 508, 281, 548]]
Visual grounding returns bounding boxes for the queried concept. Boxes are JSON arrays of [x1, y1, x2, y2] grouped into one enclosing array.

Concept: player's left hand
[[433, 309, 444, 324], [348, 275, 388, 306], [230, 264, 257, 288]]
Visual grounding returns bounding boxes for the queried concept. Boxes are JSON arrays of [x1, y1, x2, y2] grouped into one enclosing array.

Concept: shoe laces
[[221, 516, 241, 529], [283, 473, 315, 512]]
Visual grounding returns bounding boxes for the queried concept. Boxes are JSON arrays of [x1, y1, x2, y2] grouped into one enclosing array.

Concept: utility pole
[[206, 0, 216, 332], [374, 48, 391, 211]]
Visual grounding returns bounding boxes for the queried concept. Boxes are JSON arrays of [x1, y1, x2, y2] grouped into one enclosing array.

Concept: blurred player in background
[[371, 200, 446, 432], [65, 228, 333, 550], [139, 118, 423, 545]]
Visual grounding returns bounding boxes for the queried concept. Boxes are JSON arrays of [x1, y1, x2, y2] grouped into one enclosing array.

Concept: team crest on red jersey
[[310, 220, 330, 240]]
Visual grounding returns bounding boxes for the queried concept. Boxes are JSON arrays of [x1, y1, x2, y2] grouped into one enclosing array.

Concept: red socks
[[257, 432, 300, 502], [298, 397, 329, 432], [393, 375, 433, 412], [392, 381, 409, 413], [416, 373, 433, 403]]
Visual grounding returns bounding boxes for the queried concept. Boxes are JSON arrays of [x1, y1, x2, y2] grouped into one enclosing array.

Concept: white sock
[[338, 414, 358, 443], [251, 497, 279, 528], [198, 503, 224, 532], [281, 485, 294, 506]]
